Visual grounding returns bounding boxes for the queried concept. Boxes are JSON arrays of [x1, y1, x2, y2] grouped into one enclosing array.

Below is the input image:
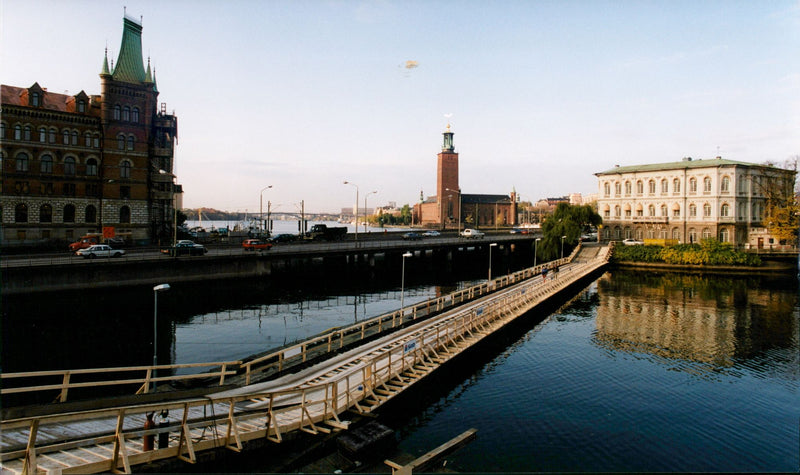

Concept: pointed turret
[[112, 16, 147, 83], [100, 47, 111, 77], [144, 58, 153, 83]]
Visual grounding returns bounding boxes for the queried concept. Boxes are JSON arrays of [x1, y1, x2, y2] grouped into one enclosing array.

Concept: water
[[3, 267, 798, 471]]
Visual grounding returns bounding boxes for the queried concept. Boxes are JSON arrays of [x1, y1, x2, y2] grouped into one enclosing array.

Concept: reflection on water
[[594, 271, 799, 368]]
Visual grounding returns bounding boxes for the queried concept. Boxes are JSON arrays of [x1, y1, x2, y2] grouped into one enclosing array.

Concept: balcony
[[632, 216, 669, 224]]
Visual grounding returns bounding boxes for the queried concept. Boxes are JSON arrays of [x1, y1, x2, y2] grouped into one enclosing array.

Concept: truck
[[304, 224, 347, 241], [68, 233, 129, 252]]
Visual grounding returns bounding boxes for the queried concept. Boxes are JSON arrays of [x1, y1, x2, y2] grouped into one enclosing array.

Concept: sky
[[2, 0, 799, 213]]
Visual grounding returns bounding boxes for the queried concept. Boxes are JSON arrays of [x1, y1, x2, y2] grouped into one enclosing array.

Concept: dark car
[[402, 232, 423, 241], [269, 234, 298, 243], [161, 240, 208, 256]]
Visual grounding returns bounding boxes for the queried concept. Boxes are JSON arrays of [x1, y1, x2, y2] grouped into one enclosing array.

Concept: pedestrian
[[553, 265, 559, 279], [542, 266, 549, 282]]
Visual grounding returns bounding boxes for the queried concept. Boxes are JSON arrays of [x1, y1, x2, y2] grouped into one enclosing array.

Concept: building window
[[39, 127, 47, 142], [64, 157, 76, 176], [86, 183, 99, 197], [661, 179, 668, 194], [614, 182, 621, 196], [63, 204, 76, 223], [39, 204, 53, 223], [604, 209, 610, 218], [703, 177, 712, 192], [15, 181, 30, 194], [673, 178, 680, 193], [48, 128, 56, 143], [123, 106, 130, 122], [85, 132, 92, 147], [117, 135, 125, 150], [0, 122, 5, 138], [689, 228, 697, 243], [603, 182, 611, 196], [648, 180, 656, 194], [721, 176, 730, 192], [672, 228, 680, 240], [660, 205, 668, 217], [648, 204, 655, 216], [23, 125, 31, 141], [120, 206, 131, 224], [15, 153, 29, 172], [753, 203, 762, 221], [120, 186, 131, 200], [689, 178, 697, 193], [71, 131, 78, 146], [673, 206, 680, 218], [132, 107, 139, 123], [40, 182, 54, 195], [625, 209, 631, 218], [31, 92, 40, 107], [721, 203, 730, 217], [114, 105, 121, 120], [702, 228, 711, 240], [625, 181, 631, 195], [78, 100, 86, 113], [62, 130, 70, 145], [15, 203, 28, 223], [93, 134, 100, 148], [120, 160, 132, 179], [86, 158, 98, 176], [63, 183, 76, 196], [636, 181, 643, 195], [703, 203, 712, 217], [719, 228, 729, 242], [85, 205, 97, 223], [14, 125, 21, 140], [614, 205, 621, 217], [127, 136, 134, 151], [40, 154, 53, 174]]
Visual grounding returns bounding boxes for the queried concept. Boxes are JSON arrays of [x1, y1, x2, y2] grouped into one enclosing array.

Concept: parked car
[[269, 234, 298, 243], [75, 244, 126, 259], [161, 240, 208, 256], [242, 239, 272, 251], [460, 228, 485, 239], [422, 230, 441, 237], [622, 239, 644, 246], [402, 232, 423, 241]]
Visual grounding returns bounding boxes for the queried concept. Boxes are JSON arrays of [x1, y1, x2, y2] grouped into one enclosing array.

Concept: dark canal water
[[3, 267, 798, 472]]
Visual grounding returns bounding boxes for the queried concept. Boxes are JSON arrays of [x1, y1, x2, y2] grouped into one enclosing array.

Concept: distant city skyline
[[3, 0, 798, 213]]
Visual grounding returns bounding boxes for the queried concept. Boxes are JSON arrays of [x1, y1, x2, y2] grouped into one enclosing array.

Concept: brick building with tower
[[0, 14, 179, 247], [413, 126, 517, 230]]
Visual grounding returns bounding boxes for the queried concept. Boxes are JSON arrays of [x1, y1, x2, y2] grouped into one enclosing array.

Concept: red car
[[242, 239, 272, 251]]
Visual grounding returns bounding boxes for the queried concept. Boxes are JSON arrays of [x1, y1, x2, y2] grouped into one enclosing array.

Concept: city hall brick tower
[[436, 124, 459, 227]]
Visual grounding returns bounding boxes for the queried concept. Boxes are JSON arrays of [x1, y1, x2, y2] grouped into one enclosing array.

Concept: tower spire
[[100, 46, 111, 76]]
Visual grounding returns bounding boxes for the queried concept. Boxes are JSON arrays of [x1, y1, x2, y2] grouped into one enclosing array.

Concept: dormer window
[[78, 100, 86, 113], [31, 92, 40, 107]]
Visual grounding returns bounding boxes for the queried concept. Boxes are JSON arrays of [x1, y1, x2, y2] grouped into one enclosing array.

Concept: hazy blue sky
[[3, 0, 798, 213]]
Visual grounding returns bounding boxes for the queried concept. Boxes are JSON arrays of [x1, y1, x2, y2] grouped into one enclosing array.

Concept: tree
[[538, 203, 602, 261], [756, 157, 798, 245], [400, 204, 412, 225]]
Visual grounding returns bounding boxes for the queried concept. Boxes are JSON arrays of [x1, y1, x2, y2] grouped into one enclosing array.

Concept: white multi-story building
[[595, 157, 796, 248]]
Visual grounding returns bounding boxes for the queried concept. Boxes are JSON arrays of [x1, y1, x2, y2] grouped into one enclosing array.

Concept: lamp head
[[153, 283, 170, 292]]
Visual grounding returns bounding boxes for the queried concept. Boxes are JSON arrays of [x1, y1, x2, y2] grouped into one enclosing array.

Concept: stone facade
[[595, 157, 796, 248], [0, 15, 178, 247]]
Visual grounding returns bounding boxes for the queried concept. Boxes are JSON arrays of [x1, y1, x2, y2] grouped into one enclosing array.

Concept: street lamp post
[[400, 252, 412, 316], [152, 283, 170, 392], [489, 243, 498, 281], [534, 237, 541, 268], [260, 185, 273, 236], [343, 181, 359, 241], [364, 190, 377, 234], [561, 235, 567, 260], [446, 188, 461, 233]]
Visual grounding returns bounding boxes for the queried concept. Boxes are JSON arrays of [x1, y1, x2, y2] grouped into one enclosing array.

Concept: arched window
[[64, 157, 76, 176], [689, 177, 697, 193], [120, 206, 131, 224], [672, 227, 680, 240], [688, 228, 697, 243], [85, 205, 97, 223], [648, 180, 656, 194], [24, 125, 31, 141], [660, 204, 668, 216], [123, 106, 130, 122], [719, 228, 729, 242], [648, 204, 656, 216], [40, 154, 53, 174], [86, 158, 98, 176], [603, 182, 610, 196], [703, 177, 712, 192], [132, 107, 139, 123], [63, 204, 76, 223], [614, 182, 621, 195], [62, 130, 70, 145], [636, 181, 644, 194], [703, 203, 712, 217], [120, 160, 132, 179], [625, 181, 632, 195], [614, 205, 621, 217], [126, 135, 134, 151], [672, 205, 680, 217], [661, 179, 668, 193], [14, 124, 21, 140], [114, 105, 121, 120], [689, 204, 697, 217], [752, 202, 762, 220], [93, 134, 100, 148], [15, 153, 29, 172], [48, 128, 56, 143], [721, 176, 730, 192], [39, 127, 47, 142], [673, 178, 680, 193], [39, 204, 53, 223], [721, 203, 730, 217], [71, 131, 78, 146], [0, 122, 5, 138], [85, 132, 92, 147], [15, 203, 28, 223], [702, 228, 712, 240], [117, 134, 125, 150]]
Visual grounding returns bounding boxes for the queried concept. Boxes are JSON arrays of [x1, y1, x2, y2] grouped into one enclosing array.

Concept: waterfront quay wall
[[2, 237, 535, 295]]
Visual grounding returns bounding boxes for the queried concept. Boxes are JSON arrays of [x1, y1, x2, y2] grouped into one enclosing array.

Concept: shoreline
[[612, 260, 797, 275]]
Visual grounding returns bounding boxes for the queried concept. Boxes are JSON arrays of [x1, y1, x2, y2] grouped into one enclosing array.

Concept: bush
[[611, 239, 761, 266]]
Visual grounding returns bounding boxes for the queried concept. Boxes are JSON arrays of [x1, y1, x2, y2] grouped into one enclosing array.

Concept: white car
[[76, 244, 126, 258], [622, 239, 644, 246], [422, 230, 441, 237], [460, 228, 485, 239]]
